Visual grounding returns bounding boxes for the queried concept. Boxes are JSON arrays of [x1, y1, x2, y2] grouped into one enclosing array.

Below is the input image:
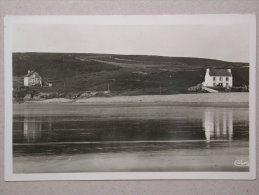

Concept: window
[[219, 77, 222, 81], [226, 77, 229, 81], [213, 77, 216, 81], [226, 83, 229, 86], [213, 83, 216, 86]]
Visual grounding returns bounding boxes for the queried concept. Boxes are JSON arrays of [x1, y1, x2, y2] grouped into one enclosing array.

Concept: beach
[[25, 92, 249, 106]]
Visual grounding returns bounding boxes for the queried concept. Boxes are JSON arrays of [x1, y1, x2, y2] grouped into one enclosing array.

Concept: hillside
[[13, 52, 249, 96]]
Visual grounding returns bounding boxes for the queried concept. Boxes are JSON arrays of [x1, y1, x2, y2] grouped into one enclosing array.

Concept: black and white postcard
[[4, 15, 256, 180]]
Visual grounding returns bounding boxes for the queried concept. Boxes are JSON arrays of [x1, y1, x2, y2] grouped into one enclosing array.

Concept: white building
[[24, 70, 42, 87], [202, 68, 233, 88]]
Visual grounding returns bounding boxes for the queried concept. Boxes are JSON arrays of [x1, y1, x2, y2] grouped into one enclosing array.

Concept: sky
[[12, 24, 249, 62]]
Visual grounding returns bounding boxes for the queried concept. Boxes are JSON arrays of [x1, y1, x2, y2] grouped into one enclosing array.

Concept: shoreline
[[15, 92, 249, 107]]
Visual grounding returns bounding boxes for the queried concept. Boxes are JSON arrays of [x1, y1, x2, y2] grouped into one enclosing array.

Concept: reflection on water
[[23, 116, 42, 142], [21, 115, 52, 143], [203, 110, 233, 142], [18, 108, 243, 144], [13, 104, 249, 173]]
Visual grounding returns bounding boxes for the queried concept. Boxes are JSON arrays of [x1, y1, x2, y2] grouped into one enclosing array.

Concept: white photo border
[[4, 15, 256, 181]]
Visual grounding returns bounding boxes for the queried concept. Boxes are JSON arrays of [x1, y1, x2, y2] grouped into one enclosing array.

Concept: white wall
[[202, 69, 233, 87], [24, 77, 29, 86]]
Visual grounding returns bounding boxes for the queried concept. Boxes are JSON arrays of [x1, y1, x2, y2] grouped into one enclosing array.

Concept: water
[[13, 103, 249, 173]]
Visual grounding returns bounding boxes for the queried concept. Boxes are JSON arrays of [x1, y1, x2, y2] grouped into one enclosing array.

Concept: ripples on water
[[13, 104, 249, 173]]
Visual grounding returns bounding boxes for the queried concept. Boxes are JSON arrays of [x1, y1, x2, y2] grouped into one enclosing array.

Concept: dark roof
[[209, 69, 232, 77], [25, 70, 41, 77]]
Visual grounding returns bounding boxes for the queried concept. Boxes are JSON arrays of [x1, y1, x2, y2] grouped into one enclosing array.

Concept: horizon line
[[12, 51, 249, 64]]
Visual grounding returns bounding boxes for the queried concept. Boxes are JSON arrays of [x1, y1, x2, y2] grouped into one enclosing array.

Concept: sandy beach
[[26, 92, 249, 106]]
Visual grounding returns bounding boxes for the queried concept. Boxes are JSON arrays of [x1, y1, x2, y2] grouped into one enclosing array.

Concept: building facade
[[202, 68, 233, 88], [24, 70, 42, 87]]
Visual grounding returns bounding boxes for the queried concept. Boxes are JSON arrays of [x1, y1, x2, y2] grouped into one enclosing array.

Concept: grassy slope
[[13, 52, 249, 96]]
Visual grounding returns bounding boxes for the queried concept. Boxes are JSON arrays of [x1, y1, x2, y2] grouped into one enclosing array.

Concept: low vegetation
[[13, 52, 249, 102]]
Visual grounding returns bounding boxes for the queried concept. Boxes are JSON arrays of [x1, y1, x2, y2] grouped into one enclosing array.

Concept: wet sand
[[14, 142, 249, 173]]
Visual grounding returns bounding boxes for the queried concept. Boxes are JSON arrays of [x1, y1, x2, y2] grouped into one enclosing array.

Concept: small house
[[202, 68, 233, 88], [24, 70, 42, 87]]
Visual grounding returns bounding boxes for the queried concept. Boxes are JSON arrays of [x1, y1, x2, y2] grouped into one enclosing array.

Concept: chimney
[[206, 68, 210, 74], [228, 69, 231, 73], [28, 70, 30, 74]]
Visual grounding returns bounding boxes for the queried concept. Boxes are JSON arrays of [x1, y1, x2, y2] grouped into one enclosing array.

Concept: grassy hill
[[13, 52, 249, 96]]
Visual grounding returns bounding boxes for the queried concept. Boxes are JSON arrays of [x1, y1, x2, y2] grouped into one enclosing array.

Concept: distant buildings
[[24, 70, 42, 87], [202, 68, 233, 88], [24, 70, 52, 87]]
